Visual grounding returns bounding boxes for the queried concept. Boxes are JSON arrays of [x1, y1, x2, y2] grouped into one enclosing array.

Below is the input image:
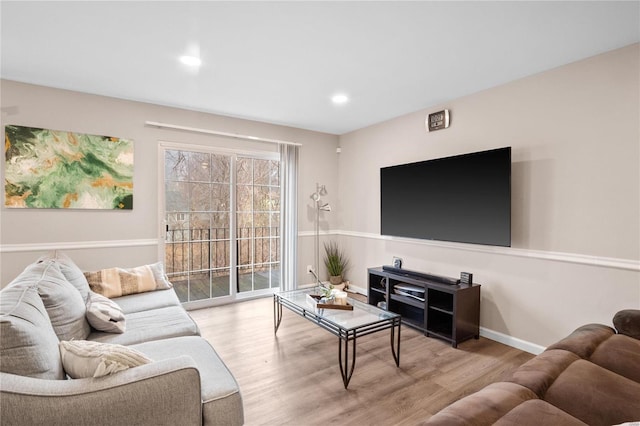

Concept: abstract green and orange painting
[[4, 125, 133, 209]]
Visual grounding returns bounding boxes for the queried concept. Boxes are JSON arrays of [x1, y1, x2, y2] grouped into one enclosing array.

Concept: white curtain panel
[[279, 144, 299, 291]]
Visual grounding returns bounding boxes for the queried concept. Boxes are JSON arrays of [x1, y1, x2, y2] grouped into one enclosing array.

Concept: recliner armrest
[[613, 309, 640, 340], [0, 356, 202, 426]]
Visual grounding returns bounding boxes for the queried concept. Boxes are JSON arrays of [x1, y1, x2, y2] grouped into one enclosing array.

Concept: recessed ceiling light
[[331, 94, 349, 104], [179, 55, 202, 67]]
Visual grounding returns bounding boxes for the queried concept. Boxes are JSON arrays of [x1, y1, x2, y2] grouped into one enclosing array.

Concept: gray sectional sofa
[[0, 253, 243, 426]]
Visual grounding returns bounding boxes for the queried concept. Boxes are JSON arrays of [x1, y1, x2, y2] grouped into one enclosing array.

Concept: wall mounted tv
[[380, 147, 511, 247]]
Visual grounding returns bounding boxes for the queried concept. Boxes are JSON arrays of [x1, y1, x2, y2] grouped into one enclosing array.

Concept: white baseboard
[[479, 327, 545, 355], [345, 284, 367, 295]]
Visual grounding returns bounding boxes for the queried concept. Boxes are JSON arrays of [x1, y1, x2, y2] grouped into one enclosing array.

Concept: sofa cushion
[[113, 287, 182, 315], [425, 382, 538, 425], [88, 306, 199, 346], [508, 349, 580, 398], [132, 336, 244, 426], [59, 340, 152, 378], [544, 359, 640, 425], [33, 261, 91, 341], [0, 283, 65, 380], [494, 399, 587, 426], [589, 334, 640, 383], [86, 291, 126, 334], [546, 324, 615, 359], [84, 262, 172, 298], [38, 251, 92, 303]]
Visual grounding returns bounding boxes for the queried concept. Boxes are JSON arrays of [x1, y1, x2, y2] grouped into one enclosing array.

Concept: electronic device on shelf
[[393, 284, 425, 301], [382, 265, 460, 286]]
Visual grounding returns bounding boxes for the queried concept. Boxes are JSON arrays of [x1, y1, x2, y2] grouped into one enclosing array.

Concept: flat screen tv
[[380, 147, 511, 247]]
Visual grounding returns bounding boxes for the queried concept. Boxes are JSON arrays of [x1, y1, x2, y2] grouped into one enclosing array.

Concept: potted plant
[[323, 241, 349, 288]]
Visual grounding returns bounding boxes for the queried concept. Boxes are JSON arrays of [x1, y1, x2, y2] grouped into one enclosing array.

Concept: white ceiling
[[1, 1, 638, 135]]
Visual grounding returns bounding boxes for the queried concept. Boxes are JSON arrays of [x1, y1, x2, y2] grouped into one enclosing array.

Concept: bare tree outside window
[[165, 150, 280, 303]]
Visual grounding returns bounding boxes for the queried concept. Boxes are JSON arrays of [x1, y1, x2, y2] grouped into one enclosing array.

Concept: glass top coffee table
[[274, 287, 401, 388]]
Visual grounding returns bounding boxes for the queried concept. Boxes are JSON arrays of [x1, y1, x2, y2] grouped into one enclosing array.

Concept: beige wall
[[337, 43, 640, 350], [0, 81, 339, 284]]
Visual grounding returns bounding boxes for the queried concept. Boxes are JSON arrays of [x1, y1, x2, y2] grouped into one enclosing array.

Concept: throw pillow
[[86, 291, 126, 333], [84, 262, 173, 298], [0, 283, 66, 380], [36, 261, 92, 341], [59, 340, 153, 379], [37, 251, 91, 303]]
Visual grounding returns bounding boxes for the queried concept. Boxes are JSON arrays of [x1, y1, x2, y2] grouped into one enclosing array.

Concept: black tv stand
[[368, 266, 480, 348]]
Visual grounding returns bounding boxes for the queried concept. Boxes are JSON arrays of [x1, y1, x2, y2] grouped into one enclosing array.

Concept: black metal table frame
[[273, 293, 401, 389]]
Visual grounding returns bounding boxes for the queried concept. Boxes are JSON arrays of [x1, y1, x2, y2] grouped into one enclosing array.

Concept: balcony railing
[[164, 226, 280, 279]]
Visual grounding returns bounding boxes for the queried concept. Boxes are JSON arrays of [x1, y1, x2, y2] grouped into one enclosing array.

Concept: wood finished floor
[[189, 295, 533, 426]]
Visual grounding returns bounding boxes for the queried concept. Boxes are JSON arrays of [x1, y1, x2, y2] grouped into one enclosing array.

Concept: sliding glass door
[[236, 156, 281, 294], [162, 146, 280, 306]]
